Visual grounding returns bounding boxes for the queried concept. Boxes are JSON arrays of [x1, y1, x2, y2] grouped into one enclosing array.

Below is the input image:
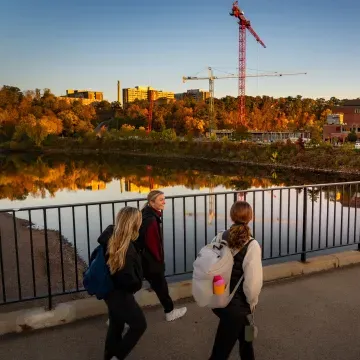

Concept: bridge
[[0, 181, 360, 358], [1, 265, 360, 359]]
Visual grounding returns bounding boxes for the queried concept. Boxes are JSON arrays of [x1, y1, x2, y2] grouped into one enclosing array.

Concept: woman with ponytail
[[96, 206, 146, 360], [209, 201, 263, 360]]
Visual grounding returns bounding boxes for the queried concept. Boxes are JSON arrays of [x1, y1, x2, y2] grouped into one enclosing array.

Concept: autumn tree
[[13, 114, 63, 146], [0, 84, 347, 143]]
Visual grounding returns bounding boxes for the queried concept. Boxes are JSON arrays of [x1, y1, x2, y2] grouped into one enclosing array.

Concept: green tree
[[347, 130, 358, 142]]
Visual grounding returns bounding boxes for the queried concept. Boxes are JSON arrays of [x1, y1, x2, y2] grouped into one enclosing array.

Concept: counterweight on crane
[[230, 1, 266, 127]]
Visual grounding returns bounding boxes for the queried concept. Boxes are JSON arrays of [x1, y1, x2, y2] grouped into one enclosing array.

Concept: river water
[[0, 153, 359, 276]]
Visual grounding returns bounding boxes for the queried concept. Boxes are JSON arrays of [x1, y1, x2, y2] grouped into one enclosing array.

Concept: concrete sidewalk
[[1, 265, 360, 360]]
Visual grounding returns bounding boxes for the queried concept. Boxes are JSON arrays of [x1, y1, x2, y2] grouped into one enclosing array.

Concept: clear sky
[[1, 0, 359, 102]]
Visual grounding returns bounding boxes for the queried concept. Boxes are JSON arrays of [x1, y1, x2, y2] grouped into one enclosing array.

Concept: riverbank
[[0, 213, 87, 309], [3, 137, 360, 174], [38, 138, 360, 175], [44, 147, 360, 176]]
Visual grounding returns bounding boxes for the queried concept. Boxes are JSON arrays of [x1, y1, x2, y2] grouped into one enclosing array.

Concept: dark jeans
[[104, 290, 147, 360], [209, 307, 255, 360], [145, 272, 174, 314]]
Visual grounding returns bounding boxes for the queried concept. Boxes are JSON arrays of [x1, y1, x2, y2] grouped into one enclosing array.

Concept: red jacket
[[144, 209, 163, 262]]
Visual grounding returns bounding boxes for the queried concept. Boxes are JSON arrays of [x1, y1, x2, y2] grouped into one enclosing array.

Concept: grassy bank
[[4, 135, 360, 175]]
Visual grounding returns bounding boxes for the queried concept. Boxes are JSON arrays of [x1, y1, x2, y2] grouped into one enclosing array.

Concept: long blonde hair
[[228, 201, 253, 250], [107, 206, 142, 275], [143, 190, 164, 209]]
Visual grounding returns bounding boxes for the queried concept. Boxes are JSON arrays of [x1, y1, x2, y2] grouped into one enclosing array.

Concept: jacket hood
[[97, 224, 114, 247], [142, 205, 162, 222]]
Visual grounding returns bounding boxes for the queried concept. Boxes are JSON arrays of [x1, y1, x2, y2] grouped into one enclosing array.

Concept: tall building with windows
[[175, 89, 210, 101], [61, 89, 104, 105], [65, 89, 103, 101], [122, 86, 174, 106]]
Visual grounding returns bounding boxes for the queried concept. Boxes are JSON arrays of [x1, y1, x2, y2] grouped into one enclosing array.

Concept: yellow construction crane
[[182, 67, 307, 132]]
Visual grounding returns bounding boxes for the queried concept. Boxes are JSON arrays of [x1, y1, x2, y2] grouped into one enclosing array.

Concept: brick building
[[323, 100, 360, 142]]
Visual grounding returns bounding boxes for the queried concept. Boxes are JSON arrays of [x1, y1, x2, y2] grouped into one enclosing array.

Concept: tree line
[[0, 85, 346, 146]]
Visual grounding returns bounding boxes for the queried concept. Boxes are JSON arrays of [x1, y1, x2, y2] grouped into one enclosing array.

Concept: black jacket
[[97, 225, 143, 294]]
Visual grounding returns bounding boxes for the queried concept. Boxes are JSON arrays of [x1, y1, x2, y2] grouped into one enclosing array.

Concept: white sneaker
[[106, 319, 129, 337], [165, 307, 187, 322]]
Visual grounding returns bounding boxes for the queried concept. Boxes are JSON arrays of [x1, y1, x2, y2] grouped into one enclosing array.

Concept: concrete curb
[[1, 250, 360, 336]]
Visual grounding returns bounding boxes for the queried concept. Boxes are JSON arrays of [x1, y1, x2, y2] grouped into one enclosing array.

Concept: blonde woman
[[96, 207, 146, 360], [136, 190, 187, 322], [209, 201, 263, 360]]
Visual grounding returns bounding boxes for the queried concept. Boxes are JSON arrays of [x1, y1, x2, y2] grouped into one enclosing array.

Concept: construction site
[[64, 2, 307, 135]]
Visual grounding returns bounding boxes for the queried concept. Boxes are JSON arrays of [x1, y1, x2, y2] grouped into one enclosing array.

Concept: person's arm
[[242, 240, 263, 311], [113, 247, 143, 293], [144, 219, 162, 262]]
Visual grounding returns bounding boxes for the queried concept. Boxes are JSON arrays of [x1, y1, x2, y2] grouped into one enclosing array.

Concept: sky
[[1, 0, 360, 102]]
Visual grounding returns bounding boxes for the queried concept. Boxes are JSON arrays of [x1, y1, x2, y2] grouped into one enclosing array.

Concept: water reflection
[[3, 185, 359, 277], [0, 154, 359, 284], [0, 153, 356, 202]]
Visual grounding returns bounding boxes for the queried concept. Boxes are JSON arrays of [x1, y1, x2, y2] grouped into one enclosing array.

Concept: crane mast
[[230, 1, 266, 127]]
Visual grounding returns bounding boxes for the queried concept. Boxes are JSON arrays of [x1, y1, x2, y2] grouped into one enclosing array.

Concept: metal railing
[[0, 181, 359, 309]]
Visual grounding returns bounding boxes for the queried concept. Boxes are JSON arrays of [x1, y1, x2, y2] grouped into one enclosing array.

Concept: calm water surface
[[0, 153, 358, 274]]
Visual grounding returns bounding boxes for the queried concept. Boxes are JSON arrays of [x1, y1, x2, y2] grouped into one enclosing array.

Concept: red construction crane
[[230, 1, 266, 128]]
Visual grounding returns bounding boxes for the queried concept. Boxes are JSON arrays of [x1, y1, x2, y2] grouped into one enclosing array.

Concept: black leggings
[[145, 272, 174, 314], [209, 308, 255, 360], [104, 290, 147, 360]]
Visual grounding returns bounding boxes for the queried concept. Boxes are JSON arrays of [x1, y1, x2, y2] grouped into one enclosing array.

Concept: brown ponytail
[[228, 201, 253, 250]]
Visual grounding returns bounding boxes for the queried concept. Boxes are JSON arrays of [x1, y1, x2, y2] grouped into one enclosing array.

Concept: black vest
[[222, 230, 253, 310]]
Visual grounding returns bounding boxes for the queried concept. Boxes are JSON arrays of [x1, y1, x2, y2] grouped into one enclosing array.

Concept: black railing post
[[0, 226, 6, 304], [43, 209, 52, 310], [13, 211, 22, 301], [301, 188, 308, 262]]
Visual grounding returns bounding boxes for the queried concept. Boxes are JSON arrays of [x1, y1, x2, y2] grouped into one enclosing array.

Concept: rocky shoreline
[[0, 212, 87, 308]]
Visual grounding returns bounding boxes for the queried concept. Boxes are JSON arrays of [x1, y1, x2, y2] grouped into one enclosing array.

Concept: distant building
[[250, 131, 311, 143], [207, 130, 311, 142], [62, 89, 104, 105], [122, 86, 174, 106], [175, 89, 210, 101], [323, 100, 360, 142]]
